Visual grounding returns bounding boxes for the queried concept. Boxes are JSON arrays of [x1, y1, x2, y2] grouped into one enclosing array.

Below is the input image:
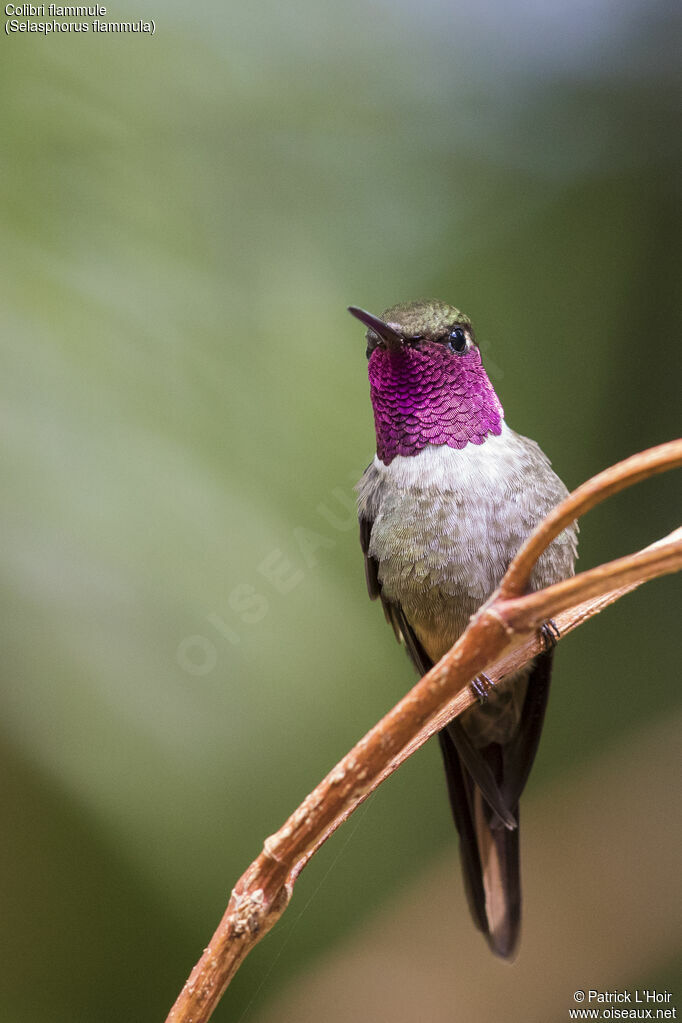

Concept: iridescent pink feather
[[368, 343, 503, 464]]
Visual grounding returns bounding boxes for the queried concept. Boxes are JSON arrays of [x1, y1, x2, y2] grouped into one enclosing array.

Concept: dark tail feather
[[438, 730, 488, 935], [472, 784, 521, 959], [438, 730, 521, 959]]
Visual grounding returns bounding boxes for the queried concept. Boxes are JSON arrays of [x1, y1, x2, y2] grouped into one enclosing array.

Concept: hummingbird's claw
[[540, 619, 561, 650], [470, 673, 494, 704]]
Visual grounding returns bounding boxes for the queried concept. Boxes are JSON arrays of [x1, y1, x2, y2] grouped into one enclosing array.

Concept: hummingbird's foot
[[540, 619, 561, 650], [470, 673, 494, 704]]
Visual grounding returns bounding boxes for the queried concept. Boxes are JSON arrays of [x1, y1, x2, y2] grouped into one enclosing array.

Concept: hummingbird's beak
[[348, 306, 404, 352]]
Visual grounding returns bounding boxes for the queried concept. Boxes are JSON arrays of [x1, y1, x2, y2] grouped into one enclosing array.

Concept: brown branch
[[166, 440, 682, 1023]]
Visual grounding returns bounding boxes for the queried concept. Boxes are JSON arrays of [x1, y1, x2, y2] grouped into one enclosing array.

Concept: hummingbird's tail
[[379, 599, 553, 957], [437, 650, 555, 958], [438, 728, 521, 959]]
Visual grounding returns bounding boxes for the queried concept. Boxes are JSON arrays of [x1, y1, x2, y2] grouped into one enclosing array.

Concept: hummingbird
[[350, 300, 577, 959]]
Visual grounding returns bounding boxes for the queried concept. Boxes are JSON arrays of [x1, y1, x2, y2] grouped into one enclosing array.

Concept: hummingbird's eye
[[447, 327, 468, 352]]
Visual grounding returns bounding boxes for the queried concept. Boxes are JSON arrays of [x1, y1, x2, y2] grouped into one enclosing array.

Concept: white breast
[[358, 423, 575, 660]]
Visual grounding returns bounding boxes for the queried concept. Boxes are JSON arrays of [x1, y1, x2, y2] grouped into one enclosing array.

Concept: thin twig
[[500, 441, 681, 597], [166, 440, 681, 1023]]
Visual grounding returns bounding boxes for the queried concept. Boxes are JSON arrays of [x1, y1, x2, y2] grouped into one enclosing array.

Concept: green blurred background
[[1, 1, 680, 1020]]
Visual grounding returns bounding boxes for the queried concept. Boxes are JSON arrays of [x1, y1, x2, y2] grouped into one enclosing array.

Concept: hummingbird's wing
[[360, 513, 420, 646], [496, 648, 554, 810]]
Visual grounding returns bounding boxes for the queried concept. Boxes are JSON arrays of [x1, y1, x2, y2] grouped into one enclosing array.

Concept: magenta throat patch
[[368, 343, 504, 464]]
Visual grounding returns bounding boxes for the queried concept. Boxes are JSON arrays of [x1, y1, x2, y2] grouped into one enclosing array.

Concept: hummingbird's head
[[348, 300, 504, 465]]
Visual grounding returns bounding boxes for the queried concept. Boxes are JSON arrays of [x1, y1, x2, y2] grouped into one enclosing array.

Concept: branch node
[[262, 835, 288, 864], [481, 604, 519, 638]]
